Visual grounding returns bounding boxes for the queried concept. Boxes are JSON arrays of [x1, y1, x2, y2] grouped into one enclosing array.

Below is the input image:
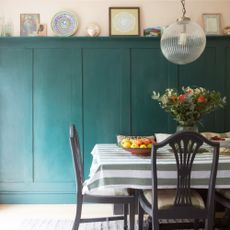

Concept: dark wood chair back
[[69, 124, 136, 230], [69, 124, 84, 196], [151, 131, 220, 229]]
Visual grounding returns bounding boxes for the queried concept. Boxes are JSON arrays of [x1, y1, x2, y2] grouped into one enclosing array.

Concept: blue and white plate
[[51, 11, 78, 36]]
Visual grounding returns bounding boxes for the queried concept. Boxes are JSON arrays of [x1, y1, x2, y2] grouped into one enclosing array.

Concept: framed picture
[[37, 24, 47, 36], [202, 13, 221, 35], [109, 7, 140, 36], [20, 14, 40, 36]]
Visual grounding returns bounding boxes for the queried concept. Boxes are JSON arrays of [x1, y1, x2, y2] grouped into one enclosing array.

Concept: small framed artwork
[[20, 14, 40, 36], [109, 7, 140, 36], [202, 13, 221, 35], [37, 24, 47, 36]]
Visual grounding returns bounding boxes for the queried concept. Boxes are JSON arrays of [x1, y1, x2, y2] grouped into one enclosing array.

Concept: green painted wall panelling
[[0, 48, 32, 185], [226, 47, 230, 130], [0, 37, 229, 203], [33, 48, 82, 185], [178, 44, 226, 132], [131, 48, 178, 135], [83, 48, 130, 177]]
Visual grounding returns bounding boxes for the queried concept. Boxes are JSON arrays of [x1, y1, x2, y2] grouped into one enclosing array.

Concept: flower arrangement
[[152, 86, 226, 127]]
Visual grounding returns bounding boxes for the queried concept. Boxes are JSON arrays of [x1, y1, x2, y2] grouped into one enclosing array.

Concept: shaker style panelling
[[0, 37, 229, 203], [0, 48, 32, 186], [33, 49, 82, 185], [178, 44, 226, 132], [83, 48, 130, 177], [226, 47, 230, 130], [131, 48, 178, 135]]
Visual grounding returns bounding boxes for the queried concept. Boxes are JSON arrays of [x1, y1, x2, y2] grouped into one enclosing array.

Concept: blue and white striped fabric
[[84, 144, 230, 193]]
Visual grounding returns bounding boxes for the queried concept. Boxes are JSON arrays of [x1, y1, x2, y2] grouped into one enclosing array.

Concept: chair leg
[[72, 198, 83, 230], [205, 213, 214, 230], [194, 219, 200, 230], [129, 202, 135, 230], [123, 204, 128, 230], [138, 202, 144, 230], [222, 209, 230, 228]]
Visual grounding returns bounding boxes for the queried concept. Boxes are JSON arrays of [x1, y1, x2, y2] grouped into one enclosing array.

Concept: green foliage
[[152, 87, 226, 126]]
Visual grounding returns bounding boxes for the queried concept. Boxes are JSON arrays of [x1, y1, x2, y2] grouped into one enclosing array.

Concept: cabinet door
[[131, 48, 177, 134], [83, 48, 130, 177], [34, 49, 82, 184], [0, 48, 32, 183]]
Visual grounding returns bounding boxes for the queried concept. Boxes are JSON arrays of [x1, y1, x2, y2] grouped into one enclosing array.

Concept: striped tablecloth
[[84, 144, 230, 193]]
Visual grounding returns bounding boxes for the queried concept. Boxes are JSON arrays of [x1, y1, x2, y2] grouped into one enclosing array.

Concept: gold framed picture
[[109, 7, 140, 36], [202, 13, 221, 35], [20, 14, 40, 36]]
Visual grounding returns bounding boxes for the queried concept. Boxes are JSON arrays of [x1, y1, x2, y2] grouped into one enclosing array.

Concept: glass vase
[[176, 124, 198, 133]]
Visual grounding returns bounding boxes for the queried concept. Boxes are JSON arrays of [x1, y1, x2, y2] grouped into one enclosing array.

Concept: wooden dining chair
[[215, 189, 230, 228], [216, 190, 230, 210], [138, 131, 220, 230], [69, 124, 136, 230]]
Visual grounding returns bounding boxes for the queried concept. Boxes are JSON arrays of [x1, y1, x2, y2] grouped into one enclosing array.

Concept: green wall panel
[[0, 48, 32, 183], [178, 47, 226, 132], [0, 37, 229, 203], [83, 48, 130, 177], [131, 48, 178, 134], [226, 46, 230, 130], [33, 48, 82, 183]]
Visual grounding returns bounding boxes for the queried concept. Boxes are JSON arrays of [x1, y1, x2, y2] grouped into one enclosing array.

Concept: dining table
[[83, 143, 230, 194]]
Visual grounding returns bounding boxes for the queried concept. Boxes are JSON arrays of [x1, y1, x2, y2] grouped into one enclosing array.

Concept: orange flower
[[169, 96, 177, 102], [197, 95, 206, 103]]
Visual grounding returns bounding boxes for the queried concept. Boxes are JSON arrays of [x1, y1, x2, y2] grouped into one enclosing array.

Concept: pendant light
[[160, 0, 206, 65]]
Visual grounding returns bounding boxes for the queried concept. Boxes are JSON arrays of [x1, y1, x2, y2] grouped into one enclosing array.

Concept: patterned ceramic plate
[[51, 11, 78, 36]]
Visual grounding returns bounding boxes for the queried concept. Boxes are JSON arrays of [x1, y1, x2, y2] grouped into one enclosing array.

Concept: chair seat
[[143, 189, 205, 210], [83, 184, 129, 196], [216, 189, 230, 200]]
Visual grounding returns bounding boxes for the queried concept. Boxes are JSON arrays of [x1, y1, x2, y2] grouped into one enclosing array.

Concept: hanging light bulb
[[160, 0, 206, 65]]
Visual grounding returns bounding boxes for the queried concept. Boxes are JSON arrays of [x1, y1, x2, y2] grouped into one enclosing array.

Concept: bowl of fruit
[[117, 135, 156, 156]]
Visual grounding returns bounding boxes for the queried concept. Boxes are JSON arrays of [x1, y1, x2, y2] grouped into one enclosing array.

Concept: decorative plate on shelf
[[51, 11, 79, 37]]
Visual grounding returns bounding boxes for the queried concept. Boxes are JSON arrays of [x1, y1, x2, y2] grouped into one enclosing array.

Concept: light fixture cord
[[181, 0, 186, 18]]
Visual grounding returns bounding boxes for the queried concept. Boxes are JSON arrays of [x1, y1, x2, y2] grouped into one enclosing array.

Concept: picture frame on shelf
[[109, 7, 140, 36], [20, 13, 40, 36], [202, 13, 221, 35], [37, 24, 47, 36]]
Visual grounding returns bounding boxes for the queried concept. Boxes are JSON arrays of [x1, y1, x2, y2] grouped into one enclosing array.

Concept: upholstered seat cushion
[[83, 184, 129, 196], [216, 189, 230, 200], [219, 148, 230, 155], [143, 189, 205, 210]]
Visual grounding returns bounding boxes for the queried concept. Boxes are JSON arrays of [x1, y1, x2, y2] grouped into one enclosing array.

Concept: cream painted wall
[[1, 0, 230, 36]]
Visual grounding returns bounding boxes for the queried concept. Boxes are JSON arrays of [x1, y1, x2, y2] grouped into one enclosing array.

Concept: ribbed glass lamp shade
[[160, 19, 206, 65]]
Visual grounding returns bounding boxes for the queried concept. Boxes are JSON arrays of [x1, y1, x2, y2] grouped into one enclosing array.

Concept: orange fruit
[[134, 139, 143, 146]]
